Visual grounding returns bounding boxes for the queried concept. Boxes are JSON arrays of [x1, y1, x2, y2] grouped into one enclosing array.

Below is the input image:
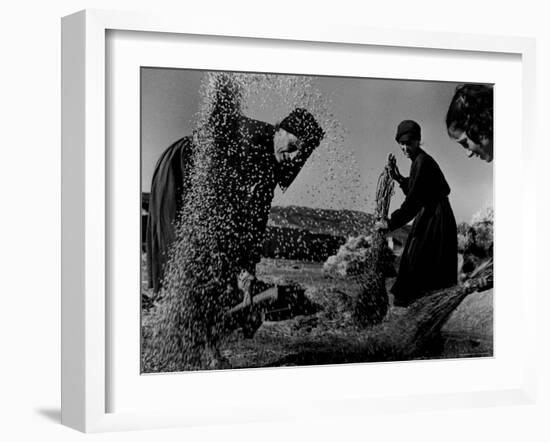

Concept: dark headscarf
[[276, 108, 325, 190], [279, 108, 325, 150], [395, 120, 421, 143]]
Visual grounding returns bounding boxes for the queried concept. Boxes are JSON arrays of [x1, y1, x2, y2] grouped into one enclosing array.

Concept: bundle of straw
[[352, 156, 395, 326], [375, 155, 396, 220]]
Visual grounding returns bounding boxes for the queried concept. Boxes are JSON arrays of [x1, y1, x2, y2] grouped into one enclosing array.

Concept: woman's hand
[[238, 269, 256, 307], [374, 218, 389, 232], [387, 153, 402, 183]]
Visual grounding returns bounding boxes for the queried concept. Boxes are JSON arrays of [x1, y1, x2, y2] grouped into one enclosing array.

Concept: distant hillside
[[267, 205, 411, 259], [268, 205, 374, 237], [140, 197, 411, 261]]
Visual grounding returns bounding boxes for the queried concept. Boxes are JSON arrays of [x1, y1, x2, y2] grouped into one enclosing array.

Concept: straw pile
[[261, 263, 493, 367]]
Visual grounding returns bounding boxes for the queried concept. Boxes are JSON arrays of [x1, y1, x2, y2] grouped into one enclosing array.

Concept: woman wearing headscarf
[[146, 107, 324, 297], [377, 120, 458, 307]]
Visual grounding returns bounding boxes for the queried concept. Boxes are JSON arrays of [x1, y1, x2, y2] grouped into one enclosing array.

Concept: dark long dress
[[388, 149, 457, 305], [146, 115, 309, 293]]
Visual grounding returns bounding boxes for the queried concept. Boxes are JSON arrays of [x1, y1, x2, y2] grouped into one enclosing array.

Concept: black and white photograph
[[140, 68, 494, 373], [5, 0, 550, 438]]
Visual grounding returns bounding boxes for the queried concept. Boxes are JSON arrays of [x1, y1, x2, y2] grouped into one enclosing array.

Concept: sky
[[141, 68, 493, 223]]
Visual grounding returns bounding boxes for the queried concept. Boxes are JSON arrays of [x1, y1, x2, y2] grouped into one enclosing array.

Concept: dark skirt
[[146, 136, 193, 293], [391, 197, 457, 305]]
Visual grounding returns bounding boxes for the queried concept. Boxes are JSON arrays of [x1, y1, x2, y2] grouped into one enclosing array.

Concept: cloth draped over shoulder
[[146, 136, 194, 294], [146, 116, 303, 293], [388, 149, 458, 304]]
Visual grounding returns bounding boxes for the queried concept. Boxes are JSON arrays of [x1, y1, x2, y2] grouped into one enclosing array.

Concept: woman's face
[[449, 127, 493, 162], [398, 139, 420, 160], [273, 128, 301, 164]]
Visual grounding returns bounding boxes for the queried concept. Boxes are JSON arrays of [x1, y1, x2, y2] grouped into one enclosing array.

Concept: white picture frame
[[61, 9, 537, 433]]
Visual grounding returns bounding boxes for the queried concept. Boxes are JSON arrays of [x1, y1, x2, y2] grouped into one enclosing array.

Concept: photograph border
[[61, 9, 537, 433]]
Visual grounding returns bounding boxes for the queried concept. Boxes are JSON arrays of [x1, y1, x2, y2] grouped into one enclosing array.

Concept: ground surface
[[142, 255, 493, 371]]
